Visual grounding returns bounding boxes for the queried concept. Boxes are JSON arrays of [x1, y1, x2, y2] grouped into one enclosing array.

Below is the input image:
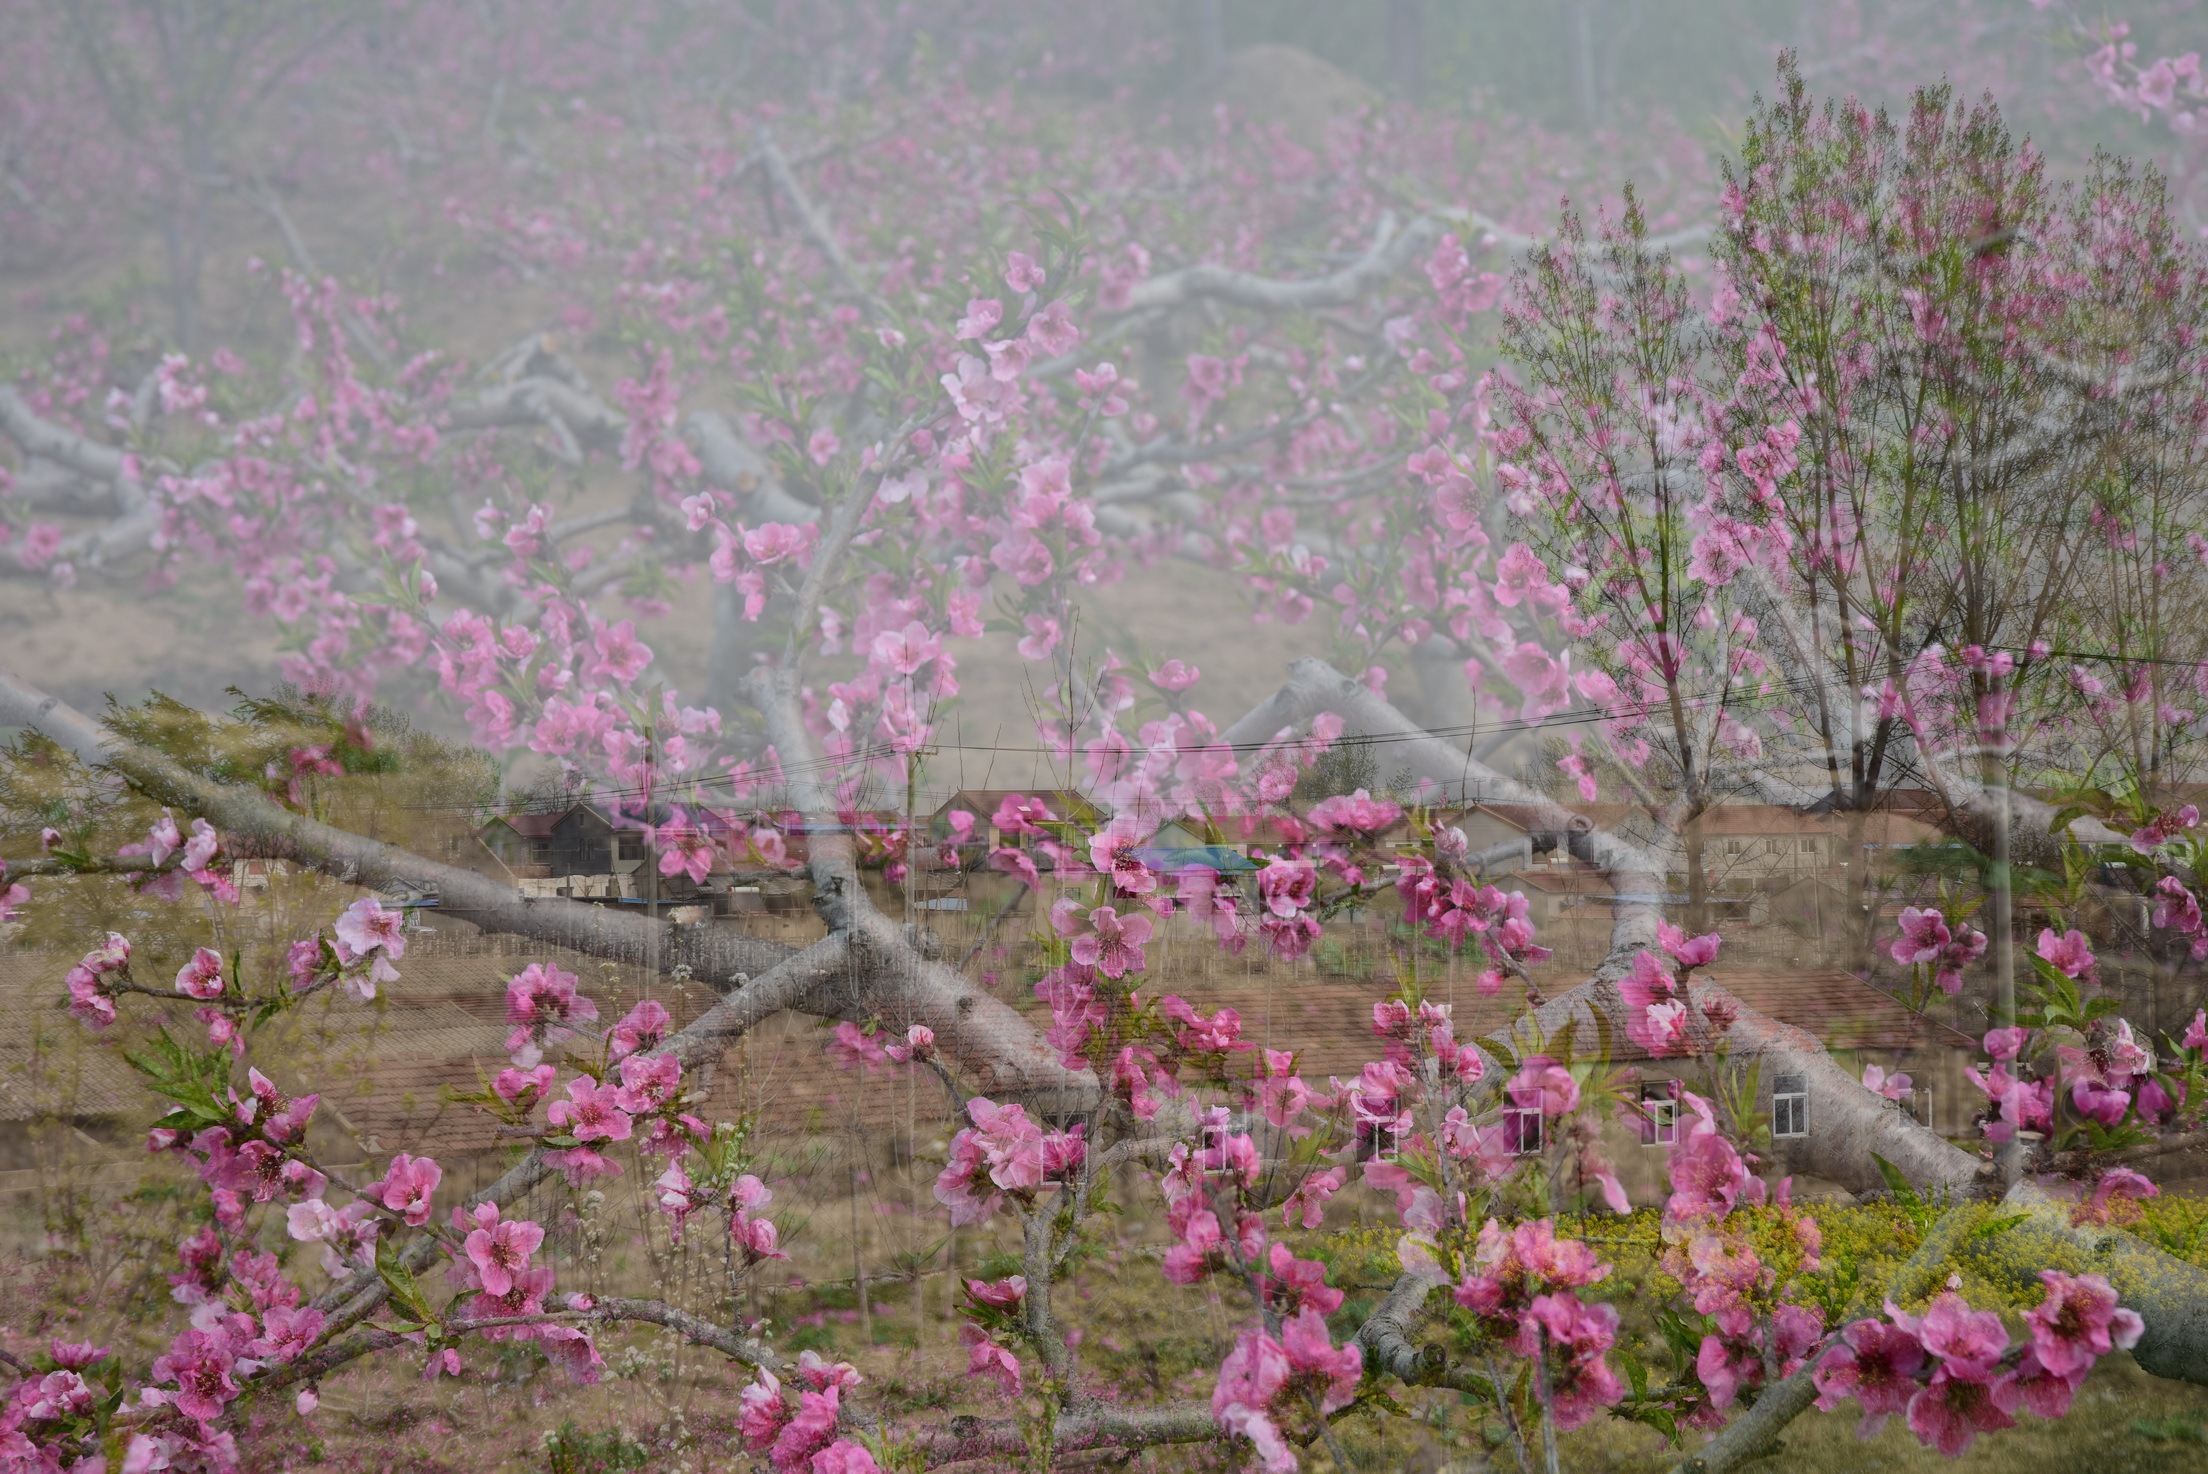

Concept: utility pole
[[904, 748, 918, 930], [1986, 678, 2014, 1029], [1195, 0, 1225, 78], [644, 684, 662, 1000]]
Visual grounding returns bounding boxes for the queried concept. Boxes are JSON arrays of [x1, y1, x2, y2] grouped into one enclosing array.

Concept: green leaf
[[1618, 1346, 1649, 1400], [1870, 1153, 1923, 1211], [375, 1240, 435, 1326]]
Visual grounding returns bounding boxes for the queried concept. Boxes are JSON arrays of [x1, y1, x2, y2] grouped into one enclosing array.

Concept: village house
[[930, 790, 1100, 851], [1117, 957, 1979, 1207], [469, 804, 785, 909]]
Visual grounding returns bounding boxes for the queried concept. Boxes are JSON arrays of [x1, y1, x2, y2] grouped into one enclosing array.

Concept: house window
[[1904, 1086, 1934, 1130], [1772, 1073, 1809, 1138], [528, 839, 552, 864], [1639, 1086, 1677, 1146], [1355, 1119, 1405, 1163], [1506, 1107, 1544, 1155]]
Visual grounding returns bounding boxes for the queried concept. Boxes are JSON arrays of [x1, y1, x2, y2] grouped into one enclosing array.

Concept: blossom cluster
[[1813, 1272, 2143, 1456]]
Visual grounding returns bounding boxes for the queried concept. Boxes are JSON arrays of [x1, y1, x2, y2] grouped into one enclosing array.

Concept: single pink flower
[[373, 1152, 442, 1226], [613, 1050, 682, 1114], [991, 793, 1056, 836], [1280, 1307, 1363, 1412], [1257, 857, 1316, 917], [961, 1323, 1023, 1394], [738, 1369, 790, 1450], [1863, 1064, 1912, 1101], [150, 1326, 241, 1421], [769, 1384, 841, 1470], [608, 998, 672, 1060], [1898, 1291, 2009, 1382], [1151, 659, 1201, 691], [2024, 1270, 2143, 1378], [965, 1276, 1027, 1309], [811, 1441, 883, 1474], [2035, 927, 2097, 982], [175, 946, 226, 999], [1815, 1317, 1928, 1433], [493, 1063, 557, 1108], [1087, 817, 1157, 895], [1066, 904, 1154, 979], [883, 1024, 935, 1063], [334, 896, 406, 958], [1657, 921, 1721, 969], [464, 1212, 546, 1297], [1891, 906, 1951, 965], [1507, 1054, 1580, 1117], [1905, 1365, 2015, 1456], [548, 1074, 634, 1143]]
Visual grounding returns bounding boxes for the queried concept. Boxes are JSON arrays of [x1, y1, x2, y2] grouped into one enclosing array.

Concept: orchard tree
[[4, 10, 2208, 1471]]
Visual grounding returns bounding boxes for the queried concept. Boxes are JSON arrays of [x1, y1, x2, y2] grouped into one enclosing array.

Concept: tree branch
[[0, 665, 792, 985], [1119, 214, 1442, 313], [683, 408, 821, 526], [757, 130, 878, 314]]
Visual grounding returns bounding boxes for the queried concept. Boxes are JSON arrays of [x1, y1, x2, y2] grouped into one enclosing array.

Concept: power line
[[1988, 643, 2208, 670]]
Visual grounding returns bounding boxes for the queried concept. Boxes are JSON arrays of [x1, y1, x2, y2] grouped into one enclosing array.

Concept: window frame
[[1356, 1118, 1405, 1164], [1771, 1072, 1810, 1138]]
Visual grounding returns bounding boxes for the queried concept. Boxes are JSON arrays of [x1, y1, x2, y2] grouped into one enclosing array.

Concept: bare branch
[[745, 663, 1098, 1106], [241, 175, 395, 372], [0, 667, 791, 988], [0, 387, 161, 570], [906, 1402, 1219, 1467], [757, 130, 879, 314], [6, 458, 114, 513], [0, 387, 131, 484], [1219, 657, 1670, 969], [683, 408, 822, 525], [1119, 214, 1441, 313], [444, 376, 626, 454]]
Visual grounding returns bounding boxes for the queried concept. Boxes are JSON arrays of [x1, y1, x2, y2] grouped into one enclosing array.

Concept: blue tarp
[[1131, 845, 1259, 875]]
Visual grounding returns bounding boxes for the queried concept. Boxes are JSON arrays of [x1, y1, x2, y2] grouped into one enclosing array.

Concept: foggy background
[[3, 0, 2196, 794]]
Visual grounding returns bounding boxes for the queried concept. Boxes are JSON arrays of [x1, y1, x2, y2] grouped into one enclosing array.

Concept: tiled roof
[[485, 813, 561, 839], [1697, 806, 1836, 836], [1480, 802, 1650, 833], [1851, 812, 1946, 845], [934, 790, 1095, 820], [1695, 969, 1976, 1053]]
